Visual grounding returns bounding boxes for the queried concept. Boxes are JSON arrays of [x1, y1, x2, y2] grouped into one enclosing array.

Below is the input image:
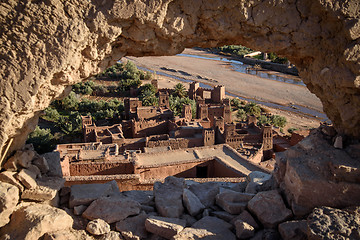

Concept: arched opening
[[0, 2, 359, 237]]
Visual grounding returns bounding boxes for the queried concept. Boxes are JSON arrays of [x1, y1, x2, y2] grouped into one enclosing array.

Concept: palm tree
[[173, 83, 187, 98]]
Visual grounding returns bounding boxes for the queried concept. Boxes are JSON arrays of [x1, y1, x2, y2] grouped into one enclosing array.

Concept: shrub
[[72, 81, 95, 95], [231, 98, 245, 109], [288, 127, 298, 134], [270, 115, 287, 128], [217, 45, 254, 56]]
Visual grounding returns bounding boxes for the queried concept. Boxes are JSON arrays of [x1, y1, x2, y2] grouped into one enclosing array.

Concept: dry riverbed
[[127, 48, 324, 133]]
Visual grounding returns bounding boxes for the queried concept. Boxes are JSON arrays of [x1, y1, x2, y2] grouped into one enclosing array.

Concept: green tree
[[140, 83, 157, 95], [140, 89, 158, 106], [43, 107, 60, 122], [169, 95, 196, 118], [257, 115, 271, 126], [244, 102, 261, 117], [56, 112, 82, 135], [72, 81, 95, 95], [55, 91, 79, 111], [173, 83, 187, 98], [236, 109, 247, 121], [26, 126, 57, 154]]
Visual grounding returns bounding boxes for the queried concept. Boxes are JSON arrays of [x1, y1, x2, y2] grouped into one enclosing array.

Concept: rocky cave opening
[[0, 0, 359, 239]]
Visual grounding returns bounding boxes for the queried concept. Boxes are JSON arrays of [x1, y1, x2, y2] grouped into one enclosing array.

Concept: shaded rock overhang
[[0, 0, 359, 157]]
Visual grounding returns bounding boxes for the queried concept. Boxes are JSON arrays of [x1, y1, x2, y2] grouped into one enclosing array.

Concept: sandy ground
[[129, 48, 323, 133], [127, 48, 323, 112]]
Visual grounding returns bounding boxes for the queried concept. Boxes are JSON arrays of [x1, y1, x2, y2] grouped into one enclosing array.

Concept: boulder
[[180, 214, 197, 227], [41, 152, 63, 177], [307, 206, 360, 240], [99, 231, 123, 240], [21, 185, 57, 201], [211, 211, 236, 222], [32, 154, 50, 174], [86, 219, 111, 236], [141, 204, 155, 213], [82, 196, 141, 223], [0, 182, 19, 227], [333, 135, 343, 149], [0, 203, 73, 240], [15, 168, 37, 189], [116, 211, 148, 240], [74, 205, 88, 216], [27, 164, 41, 178], [245, 171, 274, 194], [183, 188, 205, 216], [43, 229, 94, 240], [276, 131, 360, 215], [188, 182, 219, 207], [173, 216, 235, 240], [234, 220, 255, 239], [154, 176, 184, 218], [0, 170, 24, 191], [278, 220, 307, 240], [122, 190, 154, 205], [250, 229, 281, 240], [145, 215, 186, 239], [37, 176, 66, 191], [231, 210, 259, 229], [3, 150, 35, 170], [69, 180, 120, 208], [215, 190, 254, 214], [248, 190, 293, 228]]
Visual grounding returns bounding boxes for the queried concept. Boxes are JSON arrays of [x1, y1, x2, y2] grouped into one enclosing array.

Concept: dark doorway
[[196, 166, 208, 178]]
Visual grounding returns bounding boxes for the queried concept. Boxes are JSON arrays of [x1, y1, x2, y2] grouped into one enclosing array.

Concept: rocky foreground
[[0, 135, 359, 240]]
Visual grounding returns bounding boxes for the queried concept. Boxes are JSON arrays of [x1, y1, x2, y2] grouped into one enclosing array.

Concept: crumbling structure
[[56, 83, 280, 188]]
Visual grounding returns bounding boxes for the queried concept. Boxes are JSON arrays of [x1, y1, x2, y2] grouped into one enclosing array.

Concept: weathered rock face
[[275, 129, 360, 216], [0, 0, 359, 156]]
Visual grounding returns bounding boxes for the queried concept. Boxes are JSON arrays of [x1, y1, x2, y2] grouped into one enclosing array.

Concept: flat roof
[[135, 144, 269, 176]]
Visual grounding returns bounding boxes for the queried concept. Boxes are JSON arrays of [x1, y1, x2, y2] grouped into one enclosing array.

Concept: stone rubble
[[0, 170, 24, 191], [145, 215, 186, 239], [82, 196, 141, 223], [0, 203, 73, 240], [69, 181, 120, 208], [0, 145, 359, 239], [15, 168, 37, 189], [116, 211, 148, 240], [216, 190, 254, 214]]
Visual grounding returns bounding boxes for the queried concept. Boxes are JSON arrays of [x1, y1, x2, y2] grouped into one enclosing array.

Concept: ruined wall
[[69, 161, 134, 176], [132, 120, 168, 138], [146, 138, 189, 149], [0, 0, 360, 157]]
